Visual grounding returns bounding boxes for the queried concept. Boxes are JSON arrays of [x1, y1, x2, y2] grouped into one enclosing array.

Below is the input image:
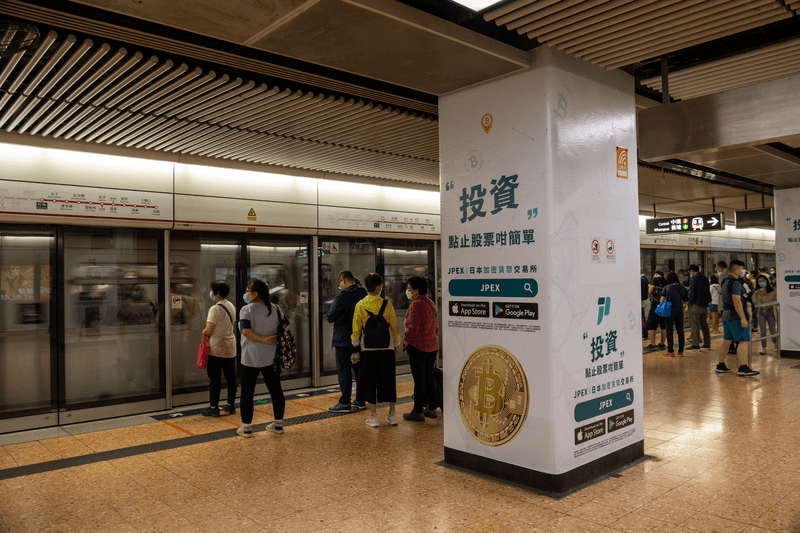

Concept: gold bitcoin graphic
[[458, 345, 529, 446]]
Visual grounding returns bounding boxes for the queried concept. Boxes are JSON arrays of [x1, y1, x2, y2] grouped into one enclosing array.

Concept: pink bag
[[197, 334, 210, 370]]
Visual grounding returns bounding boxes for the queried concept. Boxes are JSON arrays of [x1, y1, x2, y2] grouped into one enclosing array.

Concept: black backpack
[[362, 299, 391, 349]]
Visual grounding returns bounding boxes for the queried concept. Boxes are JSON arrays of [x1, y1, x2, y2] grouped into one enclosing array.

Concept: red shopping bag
[[197, 334, 210, 370]]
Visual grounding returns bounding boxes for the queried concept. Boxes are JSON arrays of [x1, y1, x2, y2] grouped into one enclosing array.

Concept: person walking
[[686, 265, 711, 351], [660, 272, 687, 357], [237, 279, 286, 437], [402, 276, 439, 422], [351, 273, 401, 428], [753, 273, 777, 355], [715, 260, 759, 376], [326, 270, 368, 412], [201, 280, 237, 417]]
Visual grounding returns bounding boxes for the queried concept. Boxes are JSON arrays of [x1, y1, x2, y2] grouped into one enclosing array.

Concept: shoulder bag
[[274, 305, 297, 370], [654, 286, 672, 317]]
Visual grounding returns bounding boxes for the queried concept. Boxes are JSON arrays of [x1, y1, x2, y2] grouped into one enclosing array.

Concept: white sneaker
[[237, 426, 253, 438], [266, 422, 284, 435], [759, 349, 766, 355], [366, 413, 379, 427], [386, 411, 398, 426]]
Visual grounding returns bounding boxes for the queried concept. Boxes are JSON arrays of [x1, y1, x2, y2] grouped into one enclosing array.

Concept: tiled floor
[[1, 337, 799, 532]]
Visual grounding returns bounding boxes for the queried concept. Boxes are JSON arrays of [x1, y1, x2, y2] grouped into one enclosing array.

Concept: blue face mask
[[209, 291, 214, 299], [772, 280, 777, 286], [243, 292, 249, 304], [131, 290, 141, 300], [759, 281, 767, 288]]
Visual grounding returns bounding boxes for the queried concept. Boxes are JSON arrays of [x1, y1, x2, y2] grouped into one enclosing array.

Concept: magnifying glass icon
[[524, 283, 533, 293], [626, 393, 631, 402]]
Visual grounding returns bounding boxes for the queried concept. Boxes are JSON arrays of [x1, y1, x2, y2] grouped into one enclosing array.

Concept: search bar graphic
[[448, 278, 538, 298], [574, 388, 634, 422]]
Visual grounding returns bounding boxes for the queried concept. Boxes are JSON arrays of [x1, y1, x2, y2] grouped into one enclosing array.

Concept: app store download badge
[[449, 301, 489, 317], [492, 302, 538, 320], [608, 409, 634, 433]]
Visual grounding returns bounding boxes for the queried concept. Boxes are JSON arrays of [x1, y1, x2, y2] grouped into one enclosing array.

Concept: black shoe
[[202, 406, 220, 417], [402, 411, 425, 422], [657, 344, 665, 350], [715, 363, 731, 374], [702, 345, 711, 349], [642, 345, 658, 353], [351, 401, 368, 411], [737, 365, 760, 377], [423, 409, 438, 419], [685, 345, 702, 351], [222, 404, 236, 415]]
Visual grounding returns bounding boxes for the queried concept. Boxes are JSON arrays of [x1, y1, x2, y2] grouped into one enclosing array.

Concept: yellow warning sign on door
[[247, 208, 257, 221]]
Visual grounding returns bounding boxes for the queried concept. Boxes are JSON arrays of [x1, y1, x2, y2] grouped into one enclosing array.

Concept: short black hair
[[689, 265, 700, 273], [665, 271, 680, 284], [730, 259, 745, 268], [337, 270, 355, 283], [653, 270, 664, 277], [406, 276, 428, 295], [364, 272, 383, 293], [210, 279, 230, 298], [710, 274, 719, 284], [716, 260, 727, 269]]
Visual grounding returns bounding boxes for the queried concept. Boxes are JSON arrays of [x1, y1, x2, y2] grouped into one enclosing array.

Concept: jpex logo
[[597, 297, 611, 325]]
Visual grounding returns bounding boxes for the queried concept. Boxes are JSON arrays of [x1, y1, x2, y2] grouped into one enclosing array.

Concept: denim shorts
[[723, 319, 750, 342], [708, 304, 718, 313]]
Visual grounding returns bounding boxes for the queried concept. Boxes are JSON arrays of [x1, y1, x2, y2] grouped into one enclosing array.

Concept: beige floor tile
[[606, 512, 675, 533], [38, 436, 94, 459], [681, 512, 749, 532], [634, 500, 696, 524], [2, 441, 58, 466], [538, 513, 605, 533], [567, 501, 629, 526]]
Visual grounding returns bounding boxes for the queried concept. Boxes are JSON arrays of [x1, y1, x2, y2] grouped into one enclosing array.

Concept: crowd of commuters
[[197, 270, 439, 437], [641, 260, 779, 377]]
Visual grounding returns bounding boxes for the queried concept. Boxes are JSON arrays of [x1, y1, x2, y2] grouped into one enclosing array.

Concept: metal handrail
[[748, 301, 780, 366]]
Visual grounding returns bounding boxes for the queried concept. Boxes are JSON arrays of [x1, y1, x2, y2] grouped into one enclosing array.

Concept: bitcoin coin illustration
[[458, 345, 529, 446]]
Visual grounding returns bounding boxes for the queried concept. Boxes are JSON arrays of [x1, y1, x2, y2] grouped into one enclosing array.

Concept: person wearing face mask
[[716, 260, 759, 376], [686, 265, 711, 351], [402, 276, 439, 422], [200, 280, 237, 417], [753, 274, 777, 355], [326, 270, 368, 412]]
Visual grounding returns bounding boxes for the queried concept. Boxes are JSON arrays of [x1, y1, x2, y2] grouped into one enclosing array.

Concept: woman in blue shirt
[[660, 271, 687, 357], [237, 279, 285, 437]]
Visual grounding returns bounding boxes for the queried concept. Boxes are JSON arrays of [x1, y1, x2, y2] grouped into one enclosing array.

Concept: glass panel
[[0, 229, 54, 419], [759, 253, 775, 270], [318, 238, 376, 377], [247, 237, 311, 379], [382, 239, 432, 367], [64, 229, 162, 406], [170, 234, 239, 396]]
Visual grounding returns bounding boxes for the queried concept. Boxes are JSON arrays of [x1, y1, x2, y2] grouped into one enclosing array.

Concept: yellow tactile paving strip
[[2, 347, 800, 532]]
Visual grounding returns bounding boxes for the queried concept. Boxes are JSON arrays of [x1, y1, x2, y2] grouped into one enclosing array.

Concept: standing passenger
[[237, 279, 285, 437], [201, 280, 237, 417], [402, 276, 439, 422], [686, 265, 711, 350], [351, 273, 401, 428], [326, 270, 368, 412], [716, 260, 759, 376], [709, 275, 721, 333], [660, 272, 687, 357], [643, 271, 667, 353], [753, 274, 777, 355]]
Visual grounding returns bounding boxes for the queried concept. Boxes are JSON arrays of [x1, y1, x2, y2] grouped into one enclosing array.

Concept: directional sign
[[645, 213, 725, 235]]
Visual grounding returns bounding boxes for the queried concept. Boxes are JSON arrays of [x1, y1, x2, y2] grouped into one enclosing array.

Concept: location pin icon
[[481, 114, 493, 134]]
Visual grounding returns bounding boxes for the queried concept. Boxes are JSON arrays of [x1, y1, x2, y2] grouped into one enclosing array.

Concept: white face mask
[[405, 289, 414, 300]]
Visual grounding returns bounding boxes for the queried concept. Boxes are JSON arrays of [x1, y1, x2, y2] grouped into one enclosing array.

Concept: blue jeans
[[758, 308, 776, 348], [335, 345, 362, 405], [408, 345, 437, 413]]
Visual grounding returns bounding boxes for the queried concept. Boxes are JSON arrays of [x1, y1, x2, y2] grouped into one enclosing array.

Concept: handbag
[[273, 306, 297, 370], [654, 300, 672, 317], [197, 334, 210, 369]]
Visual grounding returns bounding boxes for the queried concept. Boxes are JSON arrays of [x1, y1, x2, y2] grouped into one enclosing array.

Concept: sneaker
[[657, 344, 665, 350], [759, 349, 766, 355], [222, 404, 236, 415], [386, 412, 398, 426], [663, 352, 675, 357], [677, 352, 684, 357], [737, 365, 760, 377], [351, 402, 368, 411], [402, 411, 425, 422], [328, 403, 351, 412], [685, 345, 701, 351], [715, 363, 731, 373], [702, 345, 711, 349], [202, 407, 220, 417], [423, 409, 438, 419], [236, 426, 252, 438], [366, 413, 379, 427], [643, 345, 658, 354], [266, 422, 284, 434]]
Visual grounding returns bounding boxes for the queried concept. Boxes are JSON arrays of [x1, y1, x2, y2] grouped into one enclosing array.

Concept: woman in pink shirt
[[402, 276, 439, 422]]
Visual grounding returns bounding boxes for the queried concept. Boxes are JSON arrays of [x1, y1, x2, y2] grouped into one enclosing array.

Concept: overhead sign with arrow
[[645, 213, 725, 235]]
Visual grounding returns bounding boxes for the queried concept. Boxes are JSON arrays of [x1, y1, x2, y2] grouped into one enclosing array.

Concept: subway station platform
[[1, 339, 799, 533]]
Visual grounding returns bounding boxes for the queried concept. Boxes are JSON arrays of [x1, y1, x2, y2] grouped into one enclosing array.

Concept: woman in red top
[[402, 276, 439, 422]]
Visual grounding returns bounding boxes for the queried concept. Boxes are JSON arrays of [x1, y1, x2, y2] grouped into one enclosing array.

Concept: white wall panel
[[318, 205, 439, 237], [173, 194, 317, 234], [317, 178, 439, 214]]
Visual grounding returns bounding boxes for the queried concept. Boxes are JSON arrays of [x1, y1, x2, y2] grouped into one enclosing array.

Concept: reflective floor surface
[[1, 336, 798, 532]]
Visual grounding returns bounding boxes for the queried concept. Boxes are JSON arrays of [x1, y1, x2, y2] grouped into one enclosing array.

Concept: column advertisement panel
[[775, 188, 800, 351]]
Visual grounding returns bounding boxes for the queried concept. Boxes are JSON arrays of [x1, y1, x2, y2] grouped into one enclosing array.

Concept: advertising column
[[775, 188, 800, 357], [440, 46, 643, 493]]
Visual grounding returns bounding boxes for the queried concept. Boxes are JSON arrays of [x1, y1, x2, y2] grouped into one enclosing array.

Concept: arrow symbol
[[709, 217, 719, 226]]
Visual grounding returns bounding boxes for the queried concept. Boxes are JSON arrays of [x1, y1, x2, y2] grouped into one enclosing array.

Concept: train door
[[380, 239, 436, 369], [317, 238, 376, 386], [0, 227, 57, 433]]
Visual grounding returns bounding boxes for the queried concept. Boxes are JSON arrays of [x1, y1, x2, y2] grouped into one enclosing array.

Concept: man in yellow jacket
[[351, 272, 401, 427]]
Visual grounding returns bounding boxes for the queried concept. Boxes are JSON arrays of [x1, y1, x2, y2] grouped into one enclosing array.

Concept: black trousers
[[408, 345, 437, 413], [360, 349, 396, 405], [207, 355, 237, 408], [240, 364, 285, 424]]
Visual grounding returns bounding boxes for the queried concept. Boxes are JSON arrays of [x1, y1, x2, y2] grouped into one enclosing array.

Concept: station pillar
[[439, 45, 643, 493], [775, 188, 800, 358]]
